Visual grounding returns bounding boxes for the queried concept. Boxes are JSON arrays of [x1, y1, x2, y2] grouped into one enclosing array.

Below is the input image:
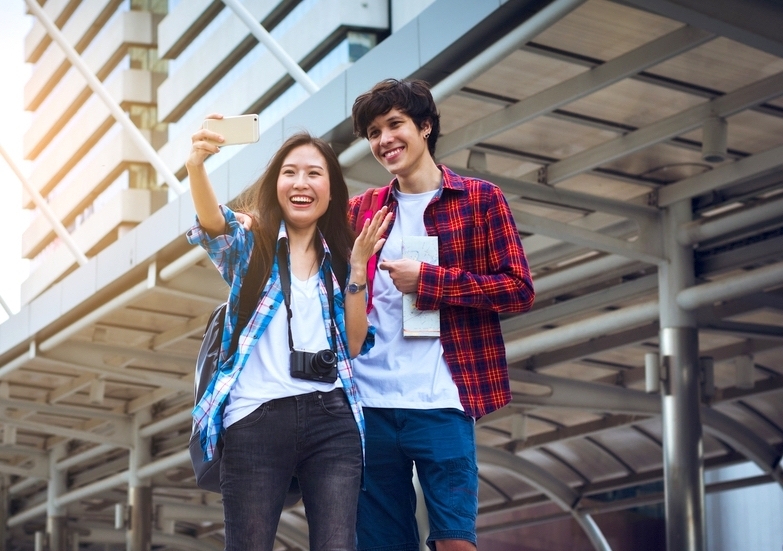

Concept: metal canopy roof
[[2, 0, 782, 549]]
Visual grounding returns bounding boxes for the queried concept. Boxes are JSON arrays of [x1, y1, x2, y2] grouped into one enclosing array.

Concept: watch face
[[348, 283, 366, 294]]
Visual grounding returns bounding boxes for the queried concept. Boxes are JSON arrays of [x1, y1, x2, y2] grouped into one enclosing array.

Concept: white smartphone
[[202, 114, 260, 146]]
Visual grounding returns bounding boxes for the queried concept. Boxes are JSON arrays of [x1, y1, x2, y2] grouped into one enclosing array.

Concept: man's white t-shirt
[[223, 272, 341, 427], [353, 187, 463, 410]]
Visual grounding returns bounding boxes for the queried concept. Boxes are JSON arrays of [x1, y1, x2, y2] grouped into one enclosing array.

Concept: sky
[[0, 2, 33, 322]]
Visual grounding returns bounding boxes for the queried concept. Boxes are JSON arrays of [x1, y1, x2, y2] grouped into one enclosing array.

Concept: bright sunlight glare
[[0, 2, 33, 323]]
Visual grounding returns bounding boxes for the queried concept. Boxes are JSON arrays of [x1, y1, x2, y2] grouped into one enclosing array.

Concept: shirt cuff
[[186, 205, 239, 253], [359, 325, 377, 356], [415, 263, 444, 311]]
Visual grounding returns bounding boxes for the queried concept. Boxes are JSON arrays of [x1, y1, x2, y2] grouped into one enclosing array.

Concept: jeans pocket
[[318, 390, 352, 418], [226, 403, 270, 431]]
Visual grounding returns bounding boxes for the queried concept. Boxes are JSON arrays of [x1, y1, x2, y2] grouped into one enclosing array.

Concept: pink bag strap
[[355, 186, 390, 313]]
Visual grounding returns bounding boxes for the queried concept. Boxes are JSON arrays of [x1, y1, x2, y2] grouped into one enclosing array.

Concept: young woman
[[186, 117, 390, 551]]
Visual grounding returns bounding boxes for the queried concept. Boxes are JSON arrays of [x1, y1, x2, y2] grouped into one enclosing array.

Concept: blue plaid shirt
[[187, 206, 372, 461]]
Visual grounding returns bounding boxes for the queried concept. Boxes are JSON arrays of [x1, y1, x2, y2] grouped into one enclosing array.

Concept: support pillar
[[127, 487, 152, 551], [47, 446, 68, 551], [127, 411, 152, 551], [0, 475, 7, 551], [658, 199, 705, 551]]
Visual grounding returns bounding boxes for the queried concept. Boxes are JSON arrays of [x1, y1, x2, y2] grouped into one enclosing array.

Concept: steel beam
[[678, 260, 783, 311], [514, 211, 664, 264], [700, 320, 783, 342], [524, 219, 637, 268], [477, 446, 611, 551], [0, 395, 127, 422], [509, 369, 660, 414], [660, 327, 705, 551], [614, 0, 783, 59], [658, 198, 705, 551], [511, 322, 659, 372], [505, 300, 659, 363], [531, 254, 639, 297], [0, 461, 47, 479], [221, 0, 318, 94], [0, 412, 131, 448], [436, 26, 713, 159], [34, 353, 192, 393], [700, 407, 783, 485], [502, 273, 658, 333], [678, 194, 783, 246], [55, 444, 115, 472], [508, 370, 783, 487], [0, 143, 89, 266], [47, 447, 67, 551], [661, 144, 783, 207], [460, 169, 660, 222], [38, 275, 155, 353], [524, 72, 783, 186], [338, 0, 588, 167]]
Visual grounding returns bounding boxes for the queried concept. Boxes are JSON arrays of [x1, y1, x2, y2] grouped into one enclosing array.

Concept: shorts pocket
[[448, 457, 479, 520]]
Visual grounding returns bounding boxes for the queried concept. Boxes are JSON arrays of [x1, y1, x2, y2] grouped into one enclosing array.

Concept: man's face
[[366, 108, 431, 177]]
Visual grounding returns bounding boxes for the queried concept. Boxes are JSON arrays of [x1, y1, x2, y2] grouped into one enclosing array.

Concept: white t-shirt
[[223, 272, 341, 427], [353, 187, 463, 410]]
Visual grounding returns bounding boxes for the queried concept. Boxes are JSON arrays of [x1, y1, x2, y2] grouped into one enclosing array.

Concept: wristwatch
[[347, 282, 367, 294]]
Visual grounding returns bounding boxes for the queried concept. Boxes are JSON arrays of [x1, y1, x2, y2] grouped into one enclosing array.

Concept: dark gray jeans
[[221, 388, 362, 551]]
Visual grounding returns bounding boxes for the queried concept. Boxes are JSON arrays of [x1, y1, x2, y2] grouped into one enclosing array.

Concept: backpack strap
[[355, 186, 390, 313], [229, 256, 264, 356]]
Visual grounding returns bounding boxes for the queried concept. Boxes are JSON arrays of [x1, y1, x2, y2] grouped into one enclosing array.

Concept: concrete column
[[127, 486, 152, 551], [658, 199, 705, 551], [47, 446, 68, 551], [127, 411, 152, 551], [0, 475, 7, 551]]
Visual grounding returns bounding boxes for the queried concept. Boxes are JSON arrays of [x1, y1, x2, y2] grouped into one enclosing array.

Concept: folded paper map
[[402, 236, 440, 337]]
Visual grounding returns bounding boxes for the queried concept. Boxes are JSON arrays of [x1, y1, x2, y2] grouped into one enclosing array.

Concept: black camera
[[290, 349, 338, 383]]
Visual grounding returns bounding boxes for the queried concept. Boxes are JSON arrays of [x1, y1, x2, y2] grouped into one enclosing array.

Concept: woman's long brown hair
[[233, 132, 353, 289]]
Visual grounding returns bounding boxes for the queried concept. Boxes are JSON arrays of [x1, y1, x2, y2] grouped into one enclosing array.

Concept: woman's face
[[276, 144, 331, 231]]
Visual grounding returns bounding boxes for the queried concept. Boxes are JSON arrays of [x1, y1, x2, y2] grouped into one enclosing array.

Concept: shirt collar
[[387, 165, 465, 198], [275, 221, 332, 268]]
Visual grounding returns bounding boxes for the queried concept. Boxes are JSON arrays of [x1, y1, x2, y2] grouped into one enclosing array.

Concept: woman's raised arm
[[186, 114, 227, 238], [344, 206, 391, 357]]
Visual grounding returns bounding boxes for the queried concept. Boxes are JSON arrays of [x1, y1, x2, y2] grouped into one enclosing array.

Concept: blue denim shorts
[[357, 407, 478, 551]]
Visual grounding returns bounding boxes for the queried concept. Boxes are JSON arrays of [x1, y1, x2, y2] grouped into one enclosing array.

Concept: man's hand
[[234, 212, 254, 231], [378, 258, 421, 294]]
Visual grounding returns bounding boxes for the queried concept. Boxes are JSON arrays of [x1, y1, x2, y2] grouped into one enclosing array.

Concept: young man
[[348, 79, 535, 551]]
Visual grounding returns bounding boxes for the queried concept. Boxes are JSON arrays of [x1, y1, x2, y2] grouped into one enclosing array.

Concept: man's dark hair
[[352, 78, 441, 156]]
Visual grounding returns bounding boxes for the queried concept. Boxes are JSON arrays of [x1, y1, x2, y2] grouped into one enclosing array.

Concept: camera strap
[[277, 243, 338, 354]]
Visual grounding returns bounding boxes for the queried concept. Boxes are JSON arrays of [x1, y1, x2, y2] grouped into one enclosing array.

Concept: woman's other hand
[[235, 212, 255, 231], [351, 206, 392, 276]]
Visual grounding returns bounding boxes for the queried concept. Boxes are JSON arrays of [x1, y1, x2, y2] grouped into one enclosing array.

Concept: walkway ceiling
[[1, 0, 782, 548]]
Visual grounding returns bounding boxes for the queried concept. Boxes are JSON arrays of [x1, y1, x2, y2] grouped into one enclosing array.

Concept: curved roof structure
[[2, 0, 782, 549]]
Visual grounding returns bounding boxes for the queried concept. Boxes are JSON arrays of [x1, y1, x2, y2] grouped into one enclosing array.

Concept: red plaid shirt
[[348, 166, 534, 418]]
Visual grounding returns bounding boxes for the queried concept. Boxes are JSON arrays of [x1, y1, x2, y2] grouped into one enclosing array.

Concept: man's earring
[[424, 133, 430, 139]]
